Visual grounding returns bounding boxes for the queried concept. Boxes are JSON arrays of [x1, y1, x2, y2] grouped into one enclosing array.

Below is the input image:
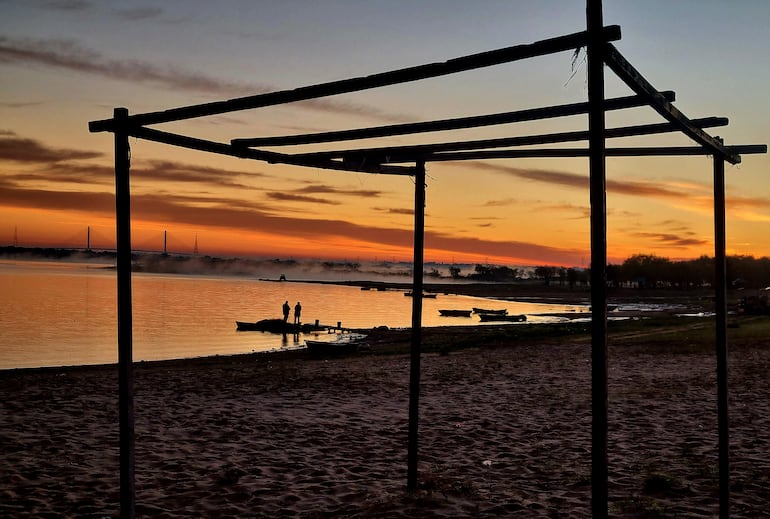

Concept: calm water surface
[[1, 261, 589, 369]]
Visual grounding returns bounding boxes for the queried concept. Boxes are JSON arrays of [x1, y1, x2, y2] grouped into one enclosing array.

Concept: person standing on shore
[[294, 301, 302, 325], [282, 301, 290, 323]]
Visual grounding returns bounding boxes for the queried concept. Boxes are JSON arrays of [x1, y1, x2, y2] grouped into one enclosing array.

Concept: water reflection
[[1, 262, 590, 369]]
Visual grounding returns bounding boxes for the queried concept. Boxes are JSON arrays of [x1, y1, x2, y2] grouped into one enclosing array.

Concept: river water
[[0, 261, 589, 369]]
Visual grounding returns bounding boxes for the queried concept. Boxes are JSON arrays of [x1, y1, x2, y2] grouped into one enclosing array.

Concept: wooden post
[[406, 160, 426, 492], [114, 107, 136, 518], [713, 140, 730, 518], [586, 0, 609, 517]]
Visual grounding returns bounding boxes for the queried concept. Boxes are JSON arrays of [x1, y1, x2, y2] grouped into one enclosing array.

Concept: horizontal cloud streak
[[0, 131, 102, 162], [631, 231, 708, 248], [375, 207, 413, 215], [0, 183, 585, 265], [467, 161, 770, 218], [39, 1, 92, 11], [113, 7, 163, 20], [295, 184, 383, 198], [266, 192, 340, 205], [1, 133, 271, 190], [0, 36, 404, 121]]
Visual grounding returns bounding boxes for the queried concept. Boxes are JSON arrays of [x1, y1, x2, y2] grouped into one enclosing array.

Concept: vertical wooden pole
[[406, 160, 426, 492], [114, 107, 136, 518], [586, 1, 608, 517], [713, 141, 730, 518]]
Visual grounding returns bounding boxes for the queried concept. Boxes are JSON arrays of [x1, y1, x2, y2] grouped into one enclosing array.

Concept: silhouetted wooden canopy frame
[[90, 1, 765, 517]]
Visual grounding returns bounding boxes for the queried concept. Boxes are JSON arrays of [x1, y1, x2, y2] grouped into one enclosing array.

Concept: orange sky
[[2, 1, 768, 267]]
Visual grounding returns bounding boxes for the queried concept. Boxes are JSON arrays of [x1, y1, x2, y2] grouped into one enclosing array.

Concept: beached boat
[[477, 313, 527, 322], [404, 291, 437, 298], [236, 319, 325, 333], [305, 339, 359, 356], [472, 307, 508, 315], [438, 309, 473, 317]]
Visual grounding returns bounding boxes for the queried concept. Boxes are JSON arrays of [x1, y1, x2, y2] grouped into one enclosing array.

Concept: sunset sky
[[1, 0, 768, 267]]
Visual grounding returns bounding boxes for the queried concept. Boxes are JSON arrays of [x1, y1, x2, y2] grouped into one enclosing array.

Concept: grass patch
[[357, 314, 770, 358]]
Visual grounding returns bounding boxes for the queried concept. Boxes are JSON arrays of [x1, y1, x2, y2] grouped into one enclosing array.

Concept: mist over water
[[1, 260, 586, 369]]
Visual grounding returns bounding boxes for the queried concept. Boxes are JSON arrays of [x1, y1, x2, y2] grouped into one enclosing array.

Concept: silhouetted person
[[294, 301, 302, 325], [282, 300, 290, 323]]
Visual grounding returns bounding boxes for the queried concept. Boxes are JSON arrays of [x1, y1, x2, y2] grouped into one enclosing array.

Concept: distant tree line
[[453, 254, 770, 290], [605, 254, 770, 290]]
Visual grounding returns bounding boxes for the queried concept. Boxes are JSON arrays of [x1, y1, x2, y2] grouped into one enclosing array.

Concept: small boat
[[472, 307, 508, 315], [236, 319, 292, 332], [404, 291, 437, 298], [305, 339, 359, 356], [477, 313, 527, 322], [236, 319, 325, 333], [438, 309, 473, 317]]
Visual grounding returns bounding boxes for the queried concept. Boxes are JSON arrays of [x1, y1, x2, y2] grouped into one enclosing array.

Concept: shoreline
[[2, 318, 769, 516], [268, 277, 726, 308], [0, 308, 708, 375]]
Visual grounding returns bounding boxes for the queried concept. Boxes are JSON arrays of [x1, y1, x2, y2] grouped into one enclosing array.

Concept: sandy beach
[[2, 319, 769, 517]]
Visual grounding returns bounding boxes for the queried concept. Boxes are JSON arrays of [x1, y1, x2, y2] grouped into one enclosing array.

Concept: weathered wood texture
[[231, 92, 673, 148], [291, 117, 729, 163], [89, 26, 621, 132]]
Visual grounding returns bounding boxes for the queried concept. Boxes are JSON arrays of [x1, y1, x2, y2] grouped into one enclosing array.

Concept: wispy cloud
[[466, 161, 770, 221], [132, 160, 266, 189], [22, 1, 180, 22], [539, 202, 591, 219], [471, 162, 691, 199], [112, 7, 163, 21], [0, 132, 271, 190], [629, 231, 708, 248], [619, 218, 709, 249], [482, 197, 517, 207], [263, 183, 385, 205], [265, 192, 341, 205], [0, 100, 44, 108], [40, 0, 91, 11], [0, 130, 102, 162], [295, 183, 383, 198], [374, 207, 413, 215], [0, 181, 585, 265], [0, 36, 406, 122]]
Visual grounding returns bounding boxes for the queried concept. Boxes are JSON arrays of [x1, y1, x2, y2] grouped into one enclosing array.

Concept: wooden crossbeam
[[291, 117, 728, 163], [418, 144, 766, 162], [89, 26, 620, 133], [231, 92, 671, 148], [127, 126, 415, 175], [604, 43, 741, 164]]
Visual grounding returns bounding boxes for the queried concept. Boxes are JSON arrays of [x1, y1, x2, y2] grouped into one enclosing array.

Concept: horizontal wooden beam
[[126, 126, 415, 175], [232, 91, 671, 148], [420, 144, 766, 162], [292, 117, 728, 163], [89, 26, 621, 132], [604, 43, 741, 164]]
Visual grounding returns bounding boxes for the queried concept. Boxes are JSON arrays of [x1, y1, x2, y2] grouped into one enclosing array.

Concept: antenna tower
[[193, 233, 199, 255]]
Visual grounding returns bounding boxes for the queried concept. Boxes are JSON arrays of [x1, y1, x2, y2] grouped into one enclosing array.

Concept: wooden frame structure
[[89, 1, 765, 517]]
